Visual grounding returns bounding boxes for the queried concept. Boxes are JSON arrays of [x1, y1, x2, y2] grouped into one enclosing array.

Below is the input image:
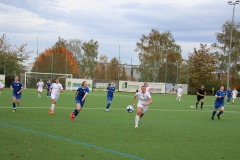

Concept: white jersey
[[232, 90, 238, 98], [146, 87, 150, 92], [0, 81, 3, 88], [51, 83, 63, 95], [135, 91, 151, 104], [177, 88, 183, 94], [37, 82, 44, 89]]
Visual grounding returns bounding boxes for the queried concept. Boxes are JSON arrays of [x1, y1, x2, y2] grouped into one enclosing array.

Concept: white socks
[[51, 104, 55, 111], [135, 115, 139, 126]]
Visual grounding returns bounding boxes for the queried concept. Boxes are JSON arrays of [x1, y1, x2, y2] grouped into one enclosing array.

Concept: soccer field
[[0, 89, 240, 160]]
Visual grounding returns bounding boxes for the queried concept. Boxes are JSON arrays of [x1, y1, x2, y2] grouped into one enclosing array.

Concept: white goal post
[[24, 72, 73, 91]]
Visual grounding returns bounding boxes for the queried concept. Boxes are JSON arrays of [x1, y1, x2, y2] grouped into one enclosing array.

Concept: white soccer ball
[[126, 105, 134, 113]]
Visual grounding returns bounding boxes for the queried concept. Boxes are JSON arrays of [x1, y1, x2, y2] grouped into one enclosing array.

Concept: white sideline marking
[[0, 106, 239, 114]]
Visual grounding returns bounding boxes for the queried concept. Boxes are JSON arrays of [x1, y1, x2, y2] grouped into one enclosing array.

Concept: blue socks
[[217, 111, 223, 116], [212, 111, 216, 117], [13, 103, 16, 108], [106, 103, 110, 109], [74, 109, 79, 117]]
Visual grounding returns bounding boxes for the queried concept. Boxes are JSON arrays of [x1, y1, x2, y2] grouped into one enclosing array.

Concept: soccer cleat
[[135, 125, 138, 128], [70, 112, 74, 122], [49, 109, 54, 115], [196, 106, 198, 109], [217, 115, 220, 120], [212, 117, 214, 120], [227, 103, 229, 105], [105, 109, 109, 112]]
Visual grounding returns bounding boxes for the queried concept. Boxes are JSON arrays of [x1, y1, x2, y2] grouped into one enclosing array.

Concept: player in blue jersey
[[105, 82, 116, 112], [70, 81, 89, 122], [226, 87, 232, 104], [10, 76, 23, 112], [212, 86, 226, 120], [46, 79, 52, 98]]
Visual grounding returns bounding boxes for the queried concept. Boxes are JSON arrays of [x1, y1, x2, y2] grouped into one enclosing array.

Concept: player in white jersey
[[0, 81, 4, 95], [49, 78, 63, 114], [145, 83, 153, 93], [231, 88, 238, 104], [37, 79, 44, 98], [132, 86, 152, 128], [176, 86, 183, 102]]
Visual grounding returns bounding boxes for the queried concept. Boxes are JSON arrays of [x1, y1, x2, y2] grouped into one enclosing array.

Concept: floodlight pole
[[227, 1, 239, 90]]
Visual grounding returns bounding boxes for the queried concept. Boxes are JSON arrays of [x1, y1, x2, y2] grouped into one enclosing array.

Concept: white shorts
[[38, 88, 43, 92], [177, 93, 182, 97], [233, 95, 237, 99], [137, 102, 149, 114], [51, 94, 60, 102]]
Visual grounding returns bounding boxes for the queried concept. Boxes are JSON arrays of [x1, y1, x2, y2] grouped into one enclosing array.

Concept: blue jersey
[[46, 83, 52, 90], [227, 89, 232, 97], [215, 90, 226, 104], [107, 86, 115, 98], [11, 81, 23, 94], [76, 87, 89, 100]]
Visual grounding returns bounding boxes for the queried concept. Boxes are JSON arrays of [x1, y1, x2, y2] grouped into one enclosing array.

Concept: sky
[[0, 0, 239, 65]]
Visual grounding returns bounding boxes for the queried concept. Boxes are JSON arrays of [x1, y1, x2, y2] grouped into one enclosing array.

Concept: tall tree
[[188, 44, 217, 90], [81, 39, 99, 79], [107, 57, 121, 80], [0, 35, 30, 75], [32, 46, 78, 77], [94, 55, 108, 80], [66, 38, 83, 78], [212, 21, 240, 87], [135, 29, 182, 82]]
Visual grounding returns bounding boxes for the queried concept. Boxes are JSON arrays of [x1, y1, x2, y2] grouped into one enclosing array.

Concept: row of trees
[[0, 21, 239, 93]]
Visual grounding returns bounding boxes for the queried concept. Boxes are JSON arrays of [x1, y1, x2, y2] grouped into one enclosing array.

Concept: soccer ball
[[126, 105, 134, 113]]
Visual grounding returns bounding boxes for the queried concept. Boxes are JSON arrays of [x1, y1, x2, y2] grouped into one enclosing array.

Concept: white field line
[[0, 106, 239, 114]]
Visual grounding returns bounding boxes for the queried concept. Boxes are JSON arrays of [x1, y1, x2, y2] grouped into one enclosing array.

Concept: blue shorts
[[76, 99, 85, 107], [214, 102, 224, 109], [107, 96, 113, 102], [12, 93, 21, 100]]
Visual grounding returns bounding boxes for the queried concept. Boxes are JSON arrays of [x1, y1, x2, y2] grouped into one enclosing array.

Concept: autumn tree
[[135, 29, 182, 82], [81, 39, 99, 79], [188, 44, 217, 91], [94, 55, 108, 80], [31, 46, 78, 77], [107, 57, 121, 80]]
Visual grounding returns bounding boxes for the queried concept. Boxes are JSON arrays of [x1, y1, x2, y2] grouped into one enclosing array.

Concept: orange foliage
[[32, 46, 78, 76]]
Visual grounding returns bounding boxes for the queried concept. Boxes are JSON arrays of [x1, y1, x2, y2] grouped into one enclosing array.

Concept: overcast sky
[[0, 0, 239, 65]]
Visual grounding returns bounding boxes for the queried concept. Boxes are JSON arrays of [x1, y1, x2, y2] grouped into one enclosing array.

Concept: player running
[[0, 80, 4, 95], [212, 86, 226, 120], [132, 86, 152, 128], [105, 82, 116, 112], [46, 79, 52, 98], [226, 87, 232, 104], [70, 81, 89, 122], [176, 86, 183, 102], [10, 76, 23, 112], [145, 83, 153, 93], [195, 85, 206, 109], [37, 79, 44, 98], [232, 88, 238, 104], [49, 78, 63, 114]]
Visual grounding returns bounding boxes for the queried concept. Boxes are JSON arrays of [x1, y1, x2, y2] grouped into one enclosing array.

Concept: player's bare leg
[[12, 97, 17, 112]]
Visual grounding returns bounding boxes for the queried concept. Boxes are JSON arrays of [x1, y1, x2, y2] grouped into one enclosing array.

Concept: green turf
[[0, 89, 240, 160]]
